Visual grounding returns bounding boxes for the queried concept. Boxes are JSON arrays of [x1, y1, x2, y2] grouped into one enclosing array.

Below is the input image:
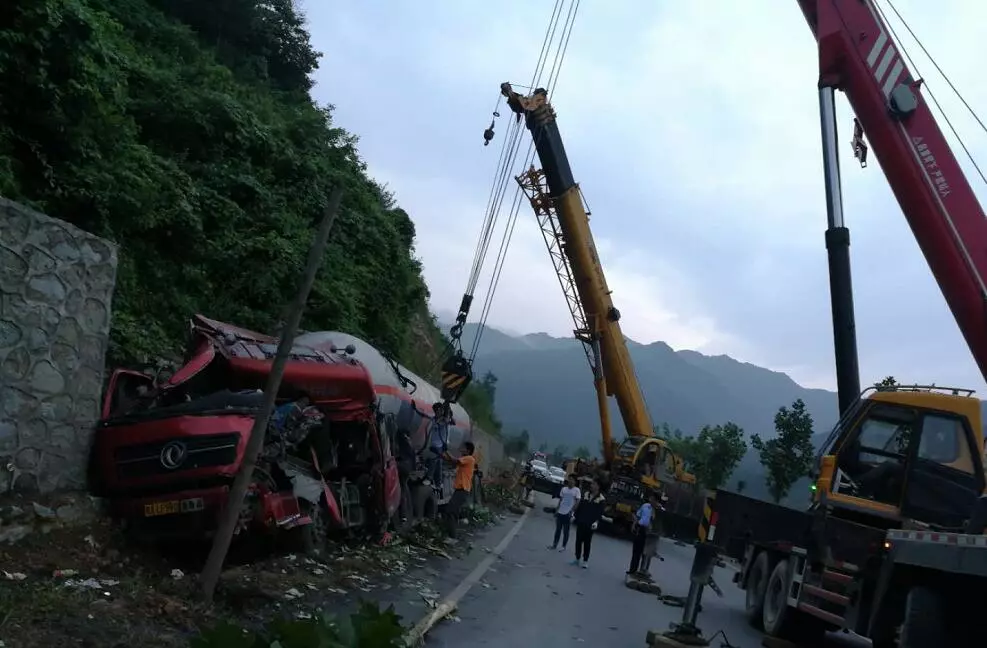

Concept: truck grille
[[114, 433, 240, 479]]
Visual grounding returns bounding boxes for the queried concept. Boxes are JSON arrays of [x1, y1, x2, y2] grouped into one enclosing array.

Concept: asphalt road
[[427, 501, 872, 648]]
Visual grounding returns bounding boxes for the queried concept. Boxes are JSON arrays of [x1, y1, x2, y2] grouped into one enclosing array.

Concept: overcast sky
[[307, 1, 987, 392]]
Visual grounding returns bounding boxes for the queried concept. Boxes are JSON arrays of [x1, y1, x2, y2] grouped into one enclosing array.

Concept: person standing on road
[[570, 479, 605, 568], [441, 441, 476, 537], [627, 492, 658, 575], [638, 494, 666, 579], [549, 475, 581, 552]]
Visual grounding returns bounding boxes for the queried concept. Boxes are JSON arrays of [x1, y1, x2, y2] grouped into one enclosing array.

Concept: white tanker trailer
[[296, 331, 485, 517]]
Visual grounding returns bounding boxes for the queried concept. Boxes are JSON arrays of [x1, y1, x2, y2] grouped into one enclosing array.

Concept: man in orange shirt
[[442, 441, 476, 537]]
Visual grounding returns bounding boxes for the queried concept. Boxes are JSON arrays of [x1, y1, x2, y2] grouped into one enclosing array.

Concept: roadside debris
[[0, 486, 512, 647]]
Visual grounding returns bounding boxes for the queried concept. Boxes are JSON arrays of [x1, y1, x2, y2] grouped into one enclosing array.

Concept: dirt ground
[[0, 490, 512, 648]]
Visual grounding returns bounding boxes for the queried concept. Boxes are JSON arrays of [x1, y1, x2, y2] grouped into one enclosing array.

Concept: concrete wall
[[470, 425, 504, 474], [0, 198, 118, 493]]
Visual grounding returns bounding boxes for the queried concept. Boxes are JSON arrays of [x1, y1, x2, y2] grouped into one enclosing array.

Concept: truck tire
[[762, 559, 826, 642], [285, 498, 328, 556], [412, 484, 438, 521], [744, 551, 770, 629], [899, 586, 946, 648]]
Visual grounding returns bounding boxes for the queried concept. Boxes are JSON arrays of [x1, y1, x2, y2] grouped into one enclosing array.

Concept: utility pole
[[199, 187, 343, 602]]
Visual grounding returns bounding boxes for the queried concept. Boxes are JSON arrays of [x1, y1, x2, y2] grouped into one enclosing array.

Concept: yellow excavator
[[500, 83, 700, 533]]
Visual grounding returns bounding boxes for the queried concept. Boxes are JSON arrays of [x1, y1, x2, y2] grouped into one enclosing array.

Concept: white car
[[529, 459, 549, 476], [547, 466, 567, 484]]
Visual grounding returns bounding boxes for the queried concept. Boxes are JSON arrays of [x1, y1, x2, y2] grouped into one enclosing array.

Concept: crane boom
[[799, 0, 987, 388], [501, 84, 654, 442]]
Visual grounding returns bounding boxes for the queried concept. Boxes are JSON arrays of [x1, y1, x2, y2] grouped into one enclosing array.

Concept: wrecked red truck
[[88, 315, 483, 549]]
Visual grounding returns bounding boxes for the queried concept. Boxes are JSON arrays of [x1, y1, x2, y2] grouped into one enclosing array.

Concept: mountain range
[[441, 320, 986, 504]]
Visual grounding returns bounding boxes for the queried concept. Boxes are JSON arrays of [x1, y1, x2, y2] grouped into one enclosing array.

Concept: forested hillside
[[0, 0, 498, 427]]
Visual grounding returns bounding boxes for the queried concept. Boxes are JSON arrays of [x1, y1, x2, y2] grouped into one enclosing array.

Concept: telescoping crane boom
[[687, 3, 987, 646], [499, 83, 700, 531], [795, 0, 987, 412], [501, 83, 650, 456]]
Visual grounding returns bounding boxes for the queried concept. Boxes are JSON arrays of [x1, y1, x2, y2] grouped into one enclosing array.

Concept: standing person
[[441, 441, 476, 538], [637, 495, 665, 579], [570, 479, 605, 568], [627, 492, 658, 575], [426, 402, 451, 492], [549, 475, 581, 552]]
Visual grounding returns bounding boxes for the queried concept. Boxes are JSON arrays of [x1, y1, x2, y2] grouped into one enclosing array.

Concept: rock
[[32, 501, 56, 519], [0, 524, 30, 544], [56, 503, 84, 522]]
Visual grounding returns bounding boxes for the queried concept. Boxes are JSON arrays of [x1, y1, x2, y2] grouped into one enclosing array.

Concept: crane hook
[[483, 118, 496, 146]]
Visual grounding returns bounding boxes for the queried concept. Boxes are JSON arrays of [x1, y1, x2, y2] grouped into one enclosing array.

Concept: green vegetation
[[459, 371, 503, 437], [875, 375, 899, 390], [655, 421, 748, 491], [503, 429, 531, 457], [0, 0, 499, 423], [751, 398, 816, 503], [192, 601, 404, 647]]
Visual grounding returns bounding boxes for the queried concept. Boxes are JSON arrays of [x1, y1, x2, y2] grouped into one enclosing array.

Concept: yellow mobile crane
[[499, 83, 700, 533]]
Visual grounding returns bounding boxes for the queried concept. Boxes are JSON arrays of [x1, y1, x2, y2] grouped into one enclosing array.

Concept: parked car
[[529, 459, 549, 476]]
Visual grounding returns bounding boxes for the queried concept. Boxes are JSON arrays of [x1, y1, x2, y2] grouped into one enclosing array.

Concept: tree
[[752, 399, 816, 503], [479, 371, 498, 401], [460, 371, 502, 436], [550, 445, 568, 465], [736, 479, 747, 494], [654, 423, 694, 463], [503, 429, 530, 457], [537, 442, 549, 453], [574, 445, 591, 460], [689, 422, 748, 491], [875, 375, 898, 390]]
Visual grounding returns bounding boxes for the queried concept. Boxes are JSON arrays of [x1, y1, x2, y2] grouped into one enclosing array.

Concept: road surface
[[426, 501, 871, 647]]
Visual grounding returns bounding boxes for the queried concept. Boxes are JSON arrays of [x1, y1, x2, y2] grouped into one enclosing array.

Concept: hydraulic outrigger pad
[[440, 352, 473, 403]]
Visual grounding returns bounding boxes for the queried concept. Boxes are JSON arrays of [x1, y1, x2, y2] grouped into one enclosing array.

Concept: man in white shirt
[[548, 475, 581, 551]]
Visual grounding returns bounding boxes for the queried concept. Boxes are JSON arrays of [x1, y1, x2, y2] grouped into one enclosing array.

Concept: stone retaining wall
[[0, 198, 118, 493]]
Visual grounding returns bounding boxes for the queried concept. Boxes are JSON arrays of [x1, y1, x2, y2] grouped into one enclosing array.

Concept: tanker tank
[[295, 331, 472, 454]]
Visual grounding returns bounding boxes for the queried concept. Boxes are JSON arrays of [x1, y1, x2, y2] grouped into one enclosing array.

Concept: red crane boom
[[798, 0, 987, 394]]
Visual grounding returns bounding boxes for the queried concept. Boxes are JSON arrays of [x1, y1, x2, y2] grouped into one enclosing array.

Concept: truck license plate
[[143, 497, 205, 517], [144, 500, 180, 517]]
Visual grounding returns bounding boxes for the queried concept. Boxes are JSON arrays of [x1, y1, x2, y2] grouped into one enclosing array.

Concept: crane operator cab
[[814, 385, 986, 531]]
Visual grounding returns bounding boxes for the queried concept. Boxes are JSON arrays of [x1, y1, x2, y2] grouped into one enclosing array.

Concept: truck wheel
[[413, 484, 438, 521], [744, 551, 770, 629], [899, 586, 946, 647], [285, 498, 328, 556], [762, 559, 825, 642]]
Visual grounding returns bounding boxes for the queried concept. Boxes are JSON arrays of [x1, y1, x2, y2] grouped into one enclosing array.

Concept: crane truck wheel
[[762, 559, 826, 642], [899, 586, 946, 647], [412, 483, 438, 521], [744, 551, 770, 629]]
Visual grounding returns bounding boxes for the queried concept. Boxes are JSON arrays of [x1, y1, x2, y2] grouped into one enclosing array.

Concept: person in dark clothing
[[627, 492, 659, 575], [570, 479, 605, 568]]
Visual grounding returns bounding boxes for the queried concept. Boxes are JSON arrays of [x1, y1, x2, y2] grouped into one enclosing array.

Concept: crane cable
[[439, 0, 568, 371], [875, 0, 987, 187], [469, 0, 581, 362]]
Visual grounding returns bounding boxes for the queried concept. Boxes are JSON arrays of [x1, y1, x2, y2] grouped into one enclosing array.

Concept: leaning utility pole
[[199, 187, 343, 602]]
